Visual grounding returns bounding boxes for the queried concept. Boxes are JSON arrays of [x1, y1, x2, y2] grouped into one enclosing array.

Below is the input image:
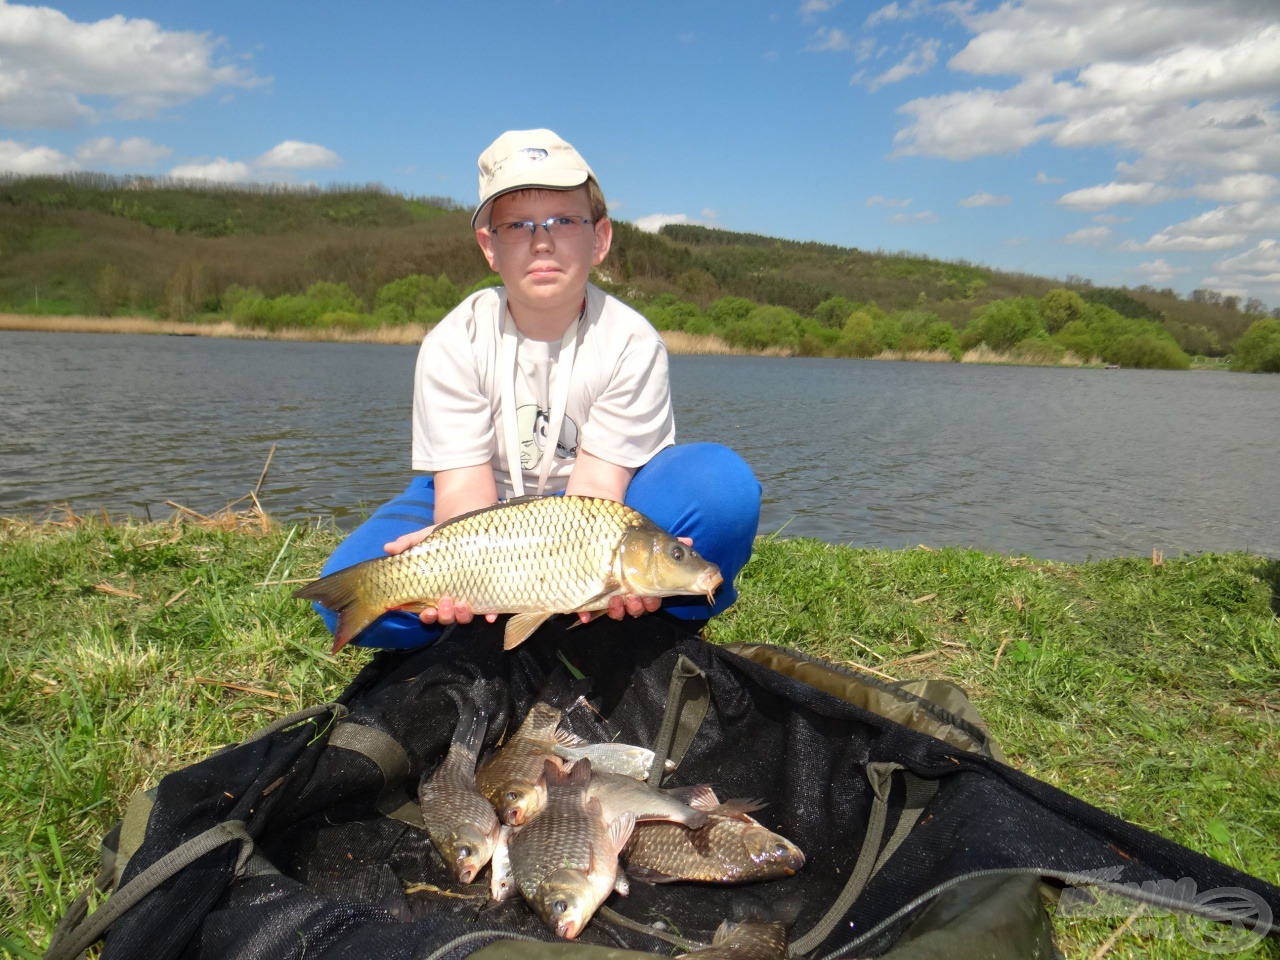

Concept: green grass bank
[[2, 518, 1278, 958]]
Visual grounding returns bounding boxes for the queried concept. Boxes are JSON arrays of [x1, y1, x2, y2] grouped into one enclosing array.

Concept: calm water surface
[[2, 330, 1277, 562]]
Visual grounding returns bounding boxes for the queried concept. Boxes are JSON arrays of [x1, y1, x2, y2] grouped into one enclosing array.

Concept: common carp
[[508, 759, 635, 939], [417, 700, 501, 885], [679, 920, 789, 960], [624, 796, 805, 885], [475, 700, 567, 827], [295, 495, 722, 652]]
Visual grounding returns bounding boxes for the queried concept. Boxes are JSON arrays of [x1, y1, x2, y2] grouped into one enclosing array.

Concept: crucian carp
[[295, 495, 722, 652]]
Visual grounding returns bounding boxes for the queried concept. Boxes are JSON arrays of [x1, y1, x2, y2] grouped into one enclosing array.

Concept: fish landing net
[[46, 615, 1280, 960]]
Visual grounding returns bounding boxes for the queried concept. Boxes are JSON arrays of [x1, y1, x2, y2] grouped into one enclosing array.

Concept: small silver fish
[[552, 741, 676, 780], [418, 701, 501, 884], [588, 771, 711, 829], [489, 825, 515, 903]]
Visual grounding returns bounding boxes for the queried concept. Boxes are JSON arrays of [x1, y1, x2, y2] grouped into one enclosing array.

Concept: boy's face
[[476, 187, 612, 323]]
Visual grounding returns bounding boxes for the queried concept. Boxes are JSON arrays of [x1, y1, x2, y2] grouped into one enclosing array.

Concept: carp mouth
[[696, 568, 724, 602]]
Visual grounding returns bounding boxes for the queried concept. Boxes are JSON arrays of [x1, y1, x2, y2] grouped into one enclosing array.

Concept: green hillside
[[2, 173, 1273, 368]]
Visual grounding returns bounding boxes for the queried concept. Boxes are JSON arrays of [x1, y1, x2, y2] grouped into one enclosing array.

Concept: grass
[[2, 518, 1278, 958]]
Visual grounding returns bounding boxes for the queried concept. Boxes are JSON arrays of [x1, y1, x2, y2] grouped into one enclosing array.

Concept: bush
[[704, 296, 756, 331], [1053, 320, 1098, 361], [1230, 318, 1280, 372], [722, 304, 805, 352], [963, 297, 1045, 351], [925, 321, 961, 359], [1040, 288, 1088, 333], [230, 281, 364, 330], [1106, 333, 1191, 370], [375, 273, 459, 322], [811, 296, 858, 329], [835, 309, 880, 358]]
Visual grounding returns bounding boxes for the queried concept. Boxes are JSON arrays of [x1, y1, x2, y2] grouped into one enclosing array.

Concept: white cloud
[[1127, 200, 1280, 252], [889, 209, 938, 223], [800, 0, 841, 21], [1132, 258, 1190, 285], [0, 138, 75, 174], [868, 38, 939, 91], [894, 83, 1062, 159], [168, 158, 253, 183], [865, 0, 933, 28], [1058, 181, 1179, 210], [1035, 172, 1065, 184], [866, 194, 912, 207], [894, 1, 1280, 186], [1062, 225, 1112, 245], [806, 26, 854, 52], [255, 141, 341, 170], [949, 0, 1271, 78], [1193, 173, 1279, 203], [1203, 239, 1280, 297], [0, 1, 264, 128], [635, 213, 697, 233], [74, 136, 170, 169], [958, 191, 1009, 207]]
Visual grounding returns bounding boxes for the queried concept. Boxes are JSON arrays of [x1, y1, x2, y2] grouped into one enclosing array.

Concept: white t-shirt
[[411, 282, 675, 499]]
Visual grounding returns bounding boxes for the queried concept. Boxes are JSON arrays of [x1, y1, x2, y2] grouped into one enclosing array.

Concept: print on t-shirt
[[517, 403, 580, 470]]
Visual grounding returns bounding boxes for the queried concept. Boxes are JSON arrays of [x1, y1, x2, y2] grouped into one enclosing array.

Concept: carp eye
[[457, 845, 472, 858], [552, 899, 568, 916], [505, 790, 519, 802], [773, 842, 789, 856], [670, 544, 686, 561]]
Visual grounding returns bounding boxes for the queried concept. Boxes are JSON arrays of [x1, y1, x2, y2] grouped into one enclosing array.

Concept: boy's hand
[[576, 537, 694, 625], [383, 525, 498, 627], [384, 525, 435, 556]]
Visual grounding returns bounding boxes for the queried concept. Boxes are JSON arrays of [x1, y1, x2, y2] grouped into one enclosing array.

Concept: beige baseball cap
[[472, 129, 597, 228]]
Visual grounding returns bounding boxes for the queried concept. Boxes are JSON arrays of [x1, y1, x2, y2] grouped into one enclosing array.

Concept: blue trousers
[[314, 443, 761, 648]]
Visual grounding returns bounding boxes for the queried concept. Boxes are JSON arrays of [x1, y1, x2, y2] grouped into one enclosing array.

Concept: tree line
[[2, 173, 1276, 371]]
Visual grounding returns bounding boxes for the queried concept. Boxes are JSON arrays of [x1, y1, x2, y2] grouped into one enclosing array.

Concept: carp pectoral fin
[[608, 811, 637, 856], [504, 612, 553, 650], [622, 863, 677, 885]]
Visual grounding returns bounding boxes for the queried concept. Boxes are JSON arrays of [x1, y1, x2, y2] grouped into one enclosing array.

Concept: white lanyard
[[498, 307, 581, 498]]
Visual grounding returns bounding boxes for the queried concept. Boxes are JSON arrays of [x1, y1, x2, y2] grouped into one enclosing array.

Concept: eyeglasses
[[489, 215, 597, 245]]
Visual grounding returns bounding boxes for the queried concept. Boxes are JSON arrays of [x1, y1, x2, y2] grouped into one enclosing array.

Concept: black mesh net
[[98, 615, 1279, 960]]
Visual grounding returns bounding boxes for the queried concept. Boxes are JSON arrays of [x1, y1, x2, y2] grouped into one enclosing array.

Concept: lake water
[[2, 330, 1277, 562]]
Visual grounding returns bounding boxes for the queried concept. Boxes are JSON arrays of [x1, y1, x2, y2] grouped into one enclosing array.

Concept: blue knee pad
[[626, 443, 761, 621], [314, 444, 760, 648]]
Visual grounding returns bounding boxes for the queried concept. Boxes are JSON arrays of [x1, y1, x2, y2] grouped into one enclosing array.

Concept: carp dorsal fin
[[504, 612, 553, 650], [434, 495, 548, 533]]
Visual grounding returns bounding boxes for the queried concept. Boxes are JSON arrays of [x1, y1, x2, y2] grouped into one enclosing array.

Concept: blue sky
[[3, 1, 1279, 307]]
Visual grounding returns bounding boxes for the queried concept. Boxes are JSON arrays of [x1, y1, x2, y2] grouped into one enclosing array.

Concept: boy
[[316, 129, 760, 648]]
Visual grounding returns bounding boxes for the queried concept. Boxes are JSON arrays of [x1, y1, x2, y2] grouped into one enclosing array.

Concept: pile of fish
[[416, 692, 804, 947]]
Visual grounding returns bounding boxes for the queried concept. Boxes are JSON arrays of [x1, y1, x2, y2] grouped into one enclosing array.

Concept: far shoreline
[[1, 312, 1225, 369]]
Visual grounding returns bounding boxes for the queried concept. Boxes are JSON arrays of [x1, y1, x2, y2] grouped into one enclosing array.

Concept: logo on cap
[[518, 147, 548, 162]]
